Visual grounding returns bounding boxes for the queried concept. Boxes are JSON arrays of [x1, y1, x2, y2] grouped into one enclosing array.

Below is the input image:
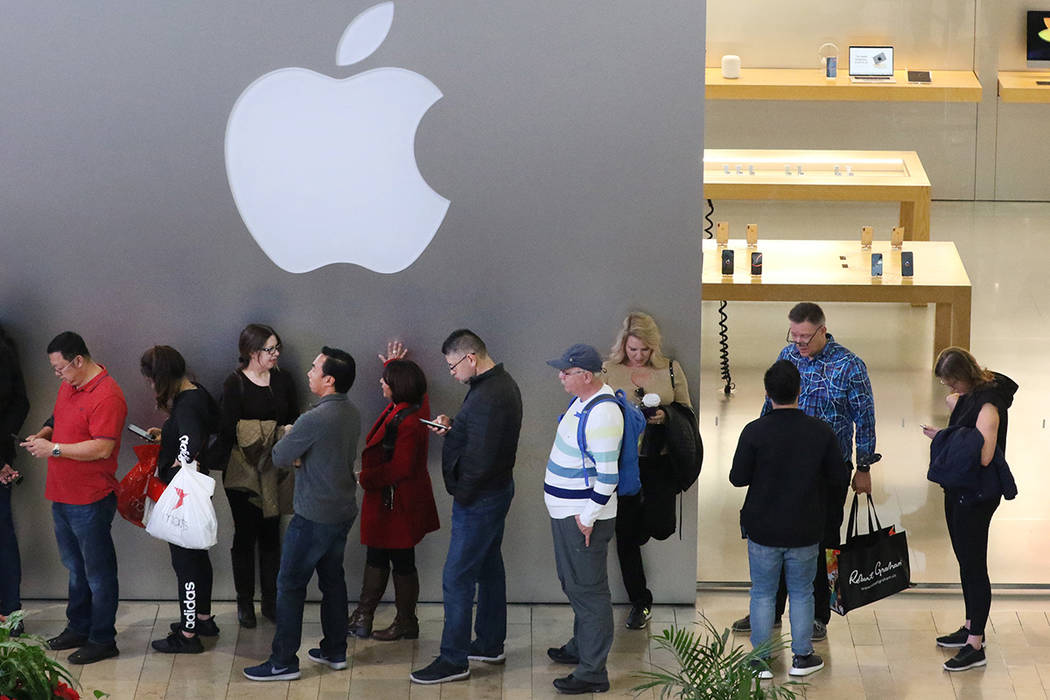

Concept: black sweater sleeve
[[0, 340, 30, 466], [158, 389, 214, 483]]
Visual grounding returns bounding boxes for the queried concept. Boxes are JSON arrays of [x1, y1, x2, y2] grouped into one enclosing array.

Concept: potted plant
[[0, 612, 107, 700], [633, 615, 805, 699]]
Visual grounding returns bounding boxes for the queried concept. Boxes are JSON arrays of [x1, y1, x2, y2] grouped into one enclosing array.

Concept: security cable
[[702, 199, 734, 395]]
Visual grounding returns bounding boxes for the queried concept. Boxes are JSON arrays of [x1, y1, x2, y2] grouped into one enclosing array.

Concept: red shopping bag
[[117, 443, 161, 528]]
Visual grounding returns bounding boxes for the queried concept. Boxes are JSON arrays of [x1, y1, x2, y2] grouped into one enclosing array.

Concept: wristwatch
[[51, 443, 62, 457]]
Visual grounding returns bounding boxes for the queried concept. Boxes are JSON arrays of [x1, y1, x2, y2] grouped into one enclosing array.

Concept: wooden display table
[[701, 239, 971, 361], [703, 149, 932, 241], [705, 67, 983, 102], [997, 72, 1050, 103]]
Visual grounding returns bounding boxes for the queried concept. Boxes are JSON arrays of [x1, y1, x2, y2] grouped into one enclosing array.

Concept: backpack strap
[[381, 404, 420, 461], [577, 394, 619, 486]]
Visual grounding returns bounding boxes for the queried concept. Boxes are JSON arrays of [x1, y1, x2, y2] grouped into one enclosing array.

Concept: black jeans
[[615, 453, 676, 607], [366, 546, 416, 575], [170, 543, 213, 634], [227, 488, 281, 559], [945, 492, 1000, 636], [775, 465, 851, 625]]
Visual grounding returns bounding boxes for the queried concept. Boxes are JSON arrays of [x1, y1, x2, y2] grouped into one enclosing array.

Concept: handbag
[[116, 443, 161, 528], [144, 436, 219, 550], [827, 494, 910, 615]]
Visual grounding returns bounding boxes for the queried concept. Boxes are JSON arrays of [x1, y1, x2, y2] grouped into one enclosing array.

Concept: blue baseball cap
[[546, 343, 603, 373]]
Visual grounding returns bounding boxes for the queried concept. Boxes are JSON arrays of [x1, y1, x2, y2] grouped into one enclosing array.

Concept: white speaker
[[721, 55, 741, 79]]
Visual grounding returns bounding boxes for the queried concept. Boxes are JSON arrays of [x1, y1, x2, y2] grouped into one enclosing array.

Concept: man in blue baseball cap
[[542, 343, 622, 694]]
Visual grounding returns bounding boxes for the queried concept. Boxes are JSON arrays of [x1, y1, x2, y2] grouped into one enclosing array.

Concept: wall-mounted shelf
[[997, 72, 1050, 103], [705, 68, 982, 102]]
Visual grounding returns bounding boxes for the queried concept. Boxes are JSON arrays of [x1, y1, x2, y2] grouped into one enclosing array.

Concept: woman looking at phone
[[141, 345, 220, 653]]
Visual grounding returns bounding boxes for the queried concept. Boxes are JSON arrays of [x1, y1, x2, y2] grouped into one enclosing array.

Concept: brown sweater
[[601, 360, 692, 408]]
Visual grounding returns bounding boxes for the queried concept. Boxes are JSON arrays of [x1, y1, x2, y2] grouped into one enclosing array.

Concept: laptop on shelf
[[849, 45, 896, 83]]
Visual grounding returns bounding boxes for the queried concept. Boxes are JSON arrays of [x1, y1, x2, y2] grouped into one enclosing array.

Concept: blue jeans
[[439, 482, 514, 667], [748, 539, 819, 657], [270, 514, 352, 668], [52, 492, 119, 644], [0, 485, 21, 615]]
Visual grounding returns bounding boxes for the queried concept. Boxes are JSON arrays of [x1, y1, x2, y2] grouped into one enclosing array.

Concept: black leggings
[[366, 546, 416, 575], [945, 493, 1000, 637], [170, 543, 213, 633], [227, 488, 281, 556]]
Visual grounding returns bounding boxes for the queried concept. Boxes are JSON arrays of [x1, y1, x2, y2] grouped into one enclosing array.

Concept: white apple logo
[[224, 2, 449, 274]]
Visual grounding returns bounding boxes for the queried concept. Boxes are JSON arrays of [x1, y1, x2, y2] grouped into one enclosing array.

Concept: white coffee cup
[[721, 55, 741, 79]]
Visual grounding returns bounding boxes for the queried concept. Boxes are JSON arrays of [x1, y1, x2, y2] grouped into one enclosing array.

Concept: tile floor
[[17, 588, 1050, 699]]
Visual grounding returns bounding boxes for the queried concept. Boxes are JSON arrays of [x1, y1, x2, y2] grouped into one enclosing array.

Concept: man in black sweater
[[729, 360, 846, 679]]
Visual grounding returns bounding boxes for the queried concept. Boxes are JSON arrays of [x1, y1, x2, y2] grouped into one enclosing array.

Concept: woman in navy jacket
[[923, 347, 1017, 673]]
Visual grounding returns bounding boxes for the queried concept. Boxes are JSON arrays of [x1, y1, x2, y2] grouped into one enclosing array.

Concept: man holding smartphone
[[732, 303, 877, 643], [21, 331, 127, 664]]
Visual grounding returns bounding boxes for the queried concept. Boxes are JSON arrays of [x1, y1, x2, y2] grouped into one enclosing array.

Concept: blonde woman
[[602, 312, 692, 630]]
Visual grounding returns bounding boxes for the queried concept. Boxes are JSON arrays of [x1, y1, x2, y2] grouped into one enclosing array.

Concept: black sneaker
[[788, 653, 824, 677], [731, 614, 782, 633], [169, 617, 220, 637], [552, 674, 610, 694], [625, 602, 652, 630], [547, 646, 580, 665], [943, 645, 986, 672], [10, 621, 24, 638], [151, 629, 204, 654], [936, 626, 971, 648], [812, 620, 827, 641], [410, 657, 470, 685], [68, 641, 119, 665], [749, 658, 774, 680], [467, 641, 506, 665], [307, 647, 348, 670], [243, 660, 301, 681], [47, 628, 89, 651]]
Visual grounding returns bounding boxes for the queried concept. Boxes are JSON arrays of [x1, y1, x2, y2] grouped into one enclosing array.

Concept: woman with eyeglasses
[[214, 324, 300, 628], [923, 347, 1017, 672], [141, 345, 221, 653], [602, 312, 693, 631], [348, 342, 439, 641]]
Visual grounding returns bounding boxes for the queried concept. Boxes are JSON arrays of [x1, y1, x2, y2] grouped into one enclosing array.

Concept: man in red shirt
[[22, 331, 127, 664]]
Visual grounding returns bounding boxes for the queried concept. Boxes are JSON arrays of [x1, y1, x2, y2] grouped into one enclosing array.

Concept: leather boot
[[259, 547, 281, 623], [372, 571, 419, 641], [231, 547, 257, 629], [348, 564, 389, 638]]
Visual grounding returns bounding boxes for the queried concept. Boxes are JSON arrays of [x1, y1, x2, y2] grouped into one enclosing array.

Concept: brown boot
[[348, 564, 389, 638], [372, 571, 419, 641]]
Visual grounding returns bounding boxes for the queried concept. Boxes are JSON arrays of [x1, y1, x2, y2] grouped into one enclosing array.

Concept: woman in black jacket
[[923, 346, 1017, 673], [141, 345, 221, 654], [0, 324, 30, 635]]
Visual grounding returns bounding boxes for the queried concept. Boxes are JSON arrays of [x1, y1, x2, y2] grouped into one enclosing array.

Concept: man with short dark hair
[[730, 360, 846, 679], [543, 343, 623, 695], [733, 302, 877, 641], [243, 346, 361, 682], [411, 329, 522, 685], [22, 331, 127, 664]]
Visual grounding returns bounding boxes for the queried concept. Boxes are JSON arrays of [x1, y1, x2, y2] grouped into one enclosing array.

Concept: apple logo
[[224, 2, 449, 274]]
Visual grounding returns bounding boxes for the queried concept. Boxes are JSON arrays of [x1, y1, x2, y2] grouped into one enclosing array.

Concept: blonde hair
[[608, 312, 669, 368], [934, 346, 994, 389]]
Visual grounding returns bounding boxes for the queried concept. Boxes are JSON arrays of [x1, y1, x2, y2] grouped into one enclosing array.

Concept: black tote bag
[[827, 494, 911, 615]]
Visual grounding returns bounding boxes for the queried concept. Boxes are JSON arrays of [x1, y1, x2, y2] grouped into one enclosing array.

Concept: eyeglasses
[[558, 369, 587, 377], [447, 353, 474, 373], [52, 357, 78, 376], [261, 344, 281, 355], [785, 326, 825, 347]]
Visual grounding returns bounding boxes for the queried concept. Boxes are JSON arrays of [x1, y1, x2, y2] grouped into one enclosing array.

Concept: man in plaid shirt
[[734, 302, 876, 643]]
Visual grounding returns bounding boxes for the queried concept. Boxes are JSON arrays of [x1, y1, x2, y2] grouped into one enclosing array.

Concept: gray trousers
[[550, 515, 615, 684]]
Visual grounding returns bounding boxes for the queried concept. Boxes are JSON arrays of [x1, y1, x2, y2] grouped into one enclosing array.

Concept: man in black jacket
[[410, 329, 522, 685], [729, 360, 845, 679]]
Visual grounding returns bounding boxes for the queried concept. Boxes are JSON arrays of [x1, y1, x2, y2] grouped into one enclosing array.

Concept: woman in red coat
[[349, 353, 440, 641]]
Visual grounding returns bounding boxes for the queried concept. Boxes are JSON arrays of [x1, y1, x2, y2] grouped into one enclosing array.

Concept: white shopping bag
[[145, 436, 218, 550]]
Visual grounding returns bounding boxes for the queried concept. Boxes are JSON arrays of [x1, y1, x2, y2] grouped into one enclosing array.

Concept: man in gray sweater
[[244, 346, 361, 682]]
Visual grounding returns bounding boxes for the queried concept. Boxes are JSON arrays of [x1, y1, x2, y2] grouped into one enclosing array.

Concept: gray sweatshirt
[[272, 392, 360, 525]]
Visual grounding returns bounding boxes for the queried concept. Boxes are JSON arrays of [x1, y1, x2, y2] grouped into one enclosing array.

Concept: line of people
[[0, 314, 692, 695]]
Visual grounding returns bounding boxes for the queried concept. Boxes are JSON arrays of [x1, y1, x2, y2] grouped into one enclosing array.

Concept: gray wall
[[1, 2, 705, 603]]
